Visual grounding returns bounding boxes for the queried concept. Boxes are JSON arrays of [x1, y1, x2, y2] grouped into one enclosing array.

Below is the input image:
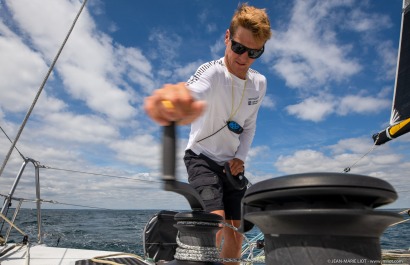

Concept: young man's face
[[224, 26, 265, 79]]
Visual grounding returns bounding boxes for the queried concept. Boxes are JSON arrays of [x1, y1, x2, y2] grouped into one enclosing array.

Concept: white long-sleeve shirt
[[185, 57, 267, 164]]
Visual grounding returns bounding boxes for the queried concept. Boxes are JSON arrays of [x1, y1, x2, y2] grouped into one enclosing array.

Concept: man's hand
[[227, 158, 244, 176], [144, 82, 206, 126]]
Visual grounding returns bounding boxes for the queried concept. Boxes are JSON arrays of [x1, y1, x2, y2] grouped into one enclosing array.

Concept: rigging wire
[[0, 193, 111, 210], [41, 165, 161, 184], [343, 135, 379, 173], [0, 125, 25, 160], [0, 0, 88, 179], [39, 199, 111, 210]]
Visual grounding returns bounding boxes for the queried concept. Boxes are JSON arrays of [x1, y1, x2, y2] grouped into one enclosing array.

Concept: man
[[144, 4, 271, 264]]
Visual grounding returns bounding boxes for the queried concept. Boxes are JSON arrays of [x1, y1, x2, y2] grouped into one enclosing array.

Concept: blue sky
[[0, 0, 409, 210]]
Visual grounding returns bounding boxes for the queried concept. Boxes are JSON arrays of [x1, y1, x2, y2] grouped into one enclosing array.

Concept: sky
[[0, 0, 409, 211]]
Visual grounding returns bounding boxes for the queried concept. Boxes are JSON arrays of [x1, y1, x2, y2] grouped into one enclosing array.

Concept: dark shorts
[[183, 149, 246, 220]]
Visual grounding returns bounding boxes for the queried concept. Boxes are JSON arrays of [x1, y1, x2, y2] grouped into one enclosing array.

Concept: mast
[[373, 0, 410, 145]]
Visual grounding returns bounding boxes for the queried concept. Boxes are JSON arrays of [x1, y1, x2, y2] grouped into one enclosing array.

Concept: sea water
[[2, 209, 409, 256]]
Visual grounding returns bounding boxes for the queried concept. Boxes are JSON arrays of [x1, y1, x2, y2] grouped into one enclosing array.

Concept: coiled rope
[[174, 220, 254, 264]]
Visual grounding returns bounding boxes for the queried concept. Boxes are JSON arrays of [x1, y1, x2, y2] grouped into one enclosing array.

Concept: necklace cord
[[196, 75, 246, 143], [228, 75, 247, 120]]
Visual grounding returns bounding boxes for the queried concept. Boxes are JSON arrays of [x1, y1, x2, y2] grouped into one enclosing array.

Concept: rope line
[[0, 213, 27, 236], [399, 209, 410, 215], [388, 209, 410, 227], [390, 218, 410, 226], [343, 137, 379, 173], [90, 253, 149, 265]]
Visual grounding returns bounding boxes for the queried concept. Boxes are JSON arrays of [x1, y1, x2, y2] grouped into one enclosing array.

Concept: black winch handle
[[162, 122, 205, 210], [224, 162, 249, 191], [162, 122, 176, 181]]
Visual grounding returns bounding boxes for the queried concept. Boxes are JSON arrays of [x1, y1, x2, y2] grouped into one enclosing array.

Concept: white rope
[[90, 253, 149, 265], [175, 236, 221, 262], [0, 213, 26, 236], [399, 208, 410, 215], [389, 218, 410, 226], [173, 220, 255, 264], [388, 209, 410, 226]]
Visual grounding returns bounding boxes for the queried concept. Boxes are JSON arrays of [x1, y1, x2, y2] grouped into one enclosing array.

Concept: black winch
[[239, 172, 402, 265]]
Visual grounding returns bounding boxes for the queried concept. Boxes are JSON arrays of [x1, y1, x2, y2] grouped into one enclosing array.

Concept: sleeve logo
[[248, 96, 259, 105]]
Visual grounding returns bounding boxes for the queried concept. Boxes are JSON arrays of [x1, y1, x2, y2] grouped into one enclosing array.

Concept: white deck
[[0, 244, 138, 265]]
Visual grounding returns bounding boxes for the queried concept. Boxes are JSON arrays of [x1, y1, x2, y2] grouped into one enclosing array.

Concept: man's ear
[[224, 29, 230, 45]]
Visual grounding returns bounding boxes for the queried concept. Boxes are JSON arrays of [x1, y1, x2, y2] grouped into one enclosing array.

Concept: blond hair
[[229, 3, 272, 43]]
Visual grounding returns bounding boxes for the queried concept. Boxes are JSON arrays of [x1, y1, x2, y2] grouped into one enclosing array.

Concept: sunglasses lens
[[227, 121, 243, 134], [231, 41, 247, 55], [248, 47, 264, 59], [231, 39, 264, 59]]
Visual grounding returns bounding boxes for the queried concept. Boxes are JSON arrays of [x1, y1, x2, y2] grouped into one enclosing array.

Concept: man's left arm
[[234, 85, 266, 171]]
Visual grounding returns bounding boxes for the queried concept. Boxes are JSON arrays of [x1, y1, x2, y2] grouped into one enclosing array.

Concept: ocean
[[2, 209, 409, 257]]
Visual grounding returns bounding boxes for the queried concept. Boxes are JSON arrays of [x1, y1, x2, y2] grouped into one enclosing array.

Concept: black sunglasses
[[227, 120, 243, 134], [230, 36, 264, 59]]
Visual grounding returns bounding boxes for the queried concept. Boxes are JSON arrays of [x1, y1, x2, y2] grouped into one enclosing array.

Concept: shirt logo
[[248, 96, 259, 105]]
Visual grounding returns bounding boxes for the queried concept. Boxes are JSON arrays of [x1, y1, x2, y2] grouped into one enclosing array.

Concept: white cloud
[[247, 145, 270, 163], [342, 7, 397, 81], [337, 95, 391, 115], [59, 64, 137, 120], [116, 46, 155, 93], [261, 95, 276, 109], [286, 92, 391, 122], [329, 137, 375, 155], [148, 29, 182, 67], [276, 149, 340, 174], [286, 95, 335, 122], [264, 0, 362, 89], [5, 0, 154, 121], [0, 21, 50, 113], [375, 40, 398, 80], [109, 134, 160, 168], [198, 9, 217, 34], [39, 112, 119, 144], [343, 8, 392, 33]]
